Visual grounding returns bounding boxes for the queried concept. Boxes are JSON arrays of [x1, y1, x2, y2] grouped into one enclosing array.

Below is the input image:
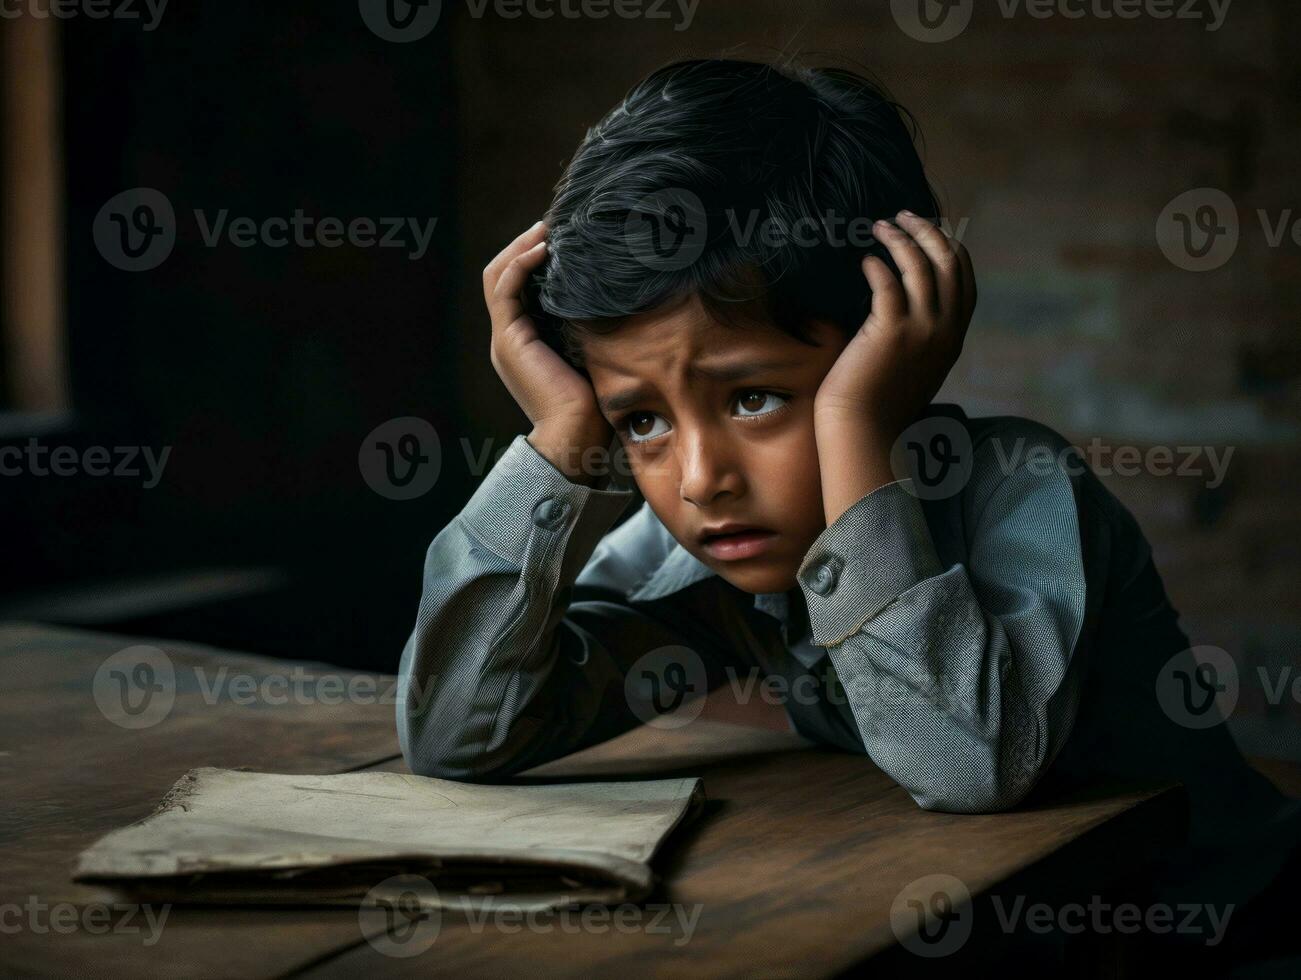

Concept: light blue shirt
[[396, 405, 1292, 846]]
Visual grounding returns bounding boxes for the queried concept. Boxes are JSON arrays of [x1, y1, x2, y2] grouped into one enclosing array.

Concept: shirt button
[[806, 560, 840, 596], [532, 497, 570, 529]]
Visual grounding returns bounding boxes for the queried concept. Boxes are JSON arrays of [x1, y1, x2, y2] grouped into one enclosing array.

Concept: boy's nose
[[677, 428, 743, 507]]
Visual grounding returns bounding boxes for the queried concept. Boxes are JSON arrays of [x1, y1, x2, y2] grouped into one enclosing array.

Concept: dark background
[[0, 1, 1297, 760], [2, 2, 463, 667]]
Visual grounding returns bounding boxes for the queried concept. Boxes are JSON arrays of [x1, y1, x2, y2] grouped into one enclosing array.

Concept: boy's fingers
[[938, 225, 975, 327], [874, 220, 934, 319], [897, 211, 959, 316], [488, 241, 548, 335], [862, 254, 906, 325], [492, 241, 547, 304], [483, 221, 547, 305], [955, 238, 977, 324]]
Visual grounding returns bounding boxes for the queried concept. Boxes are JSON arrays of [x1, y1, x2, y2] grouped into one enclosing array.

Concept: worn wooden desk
[[0, 623, 1184, 978]]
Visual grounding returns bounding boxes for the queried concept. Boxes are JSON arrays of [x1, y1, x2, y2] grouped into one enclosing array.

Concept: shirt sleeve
[[396, 433, 735, 781], [795, 423, 1088, 813]]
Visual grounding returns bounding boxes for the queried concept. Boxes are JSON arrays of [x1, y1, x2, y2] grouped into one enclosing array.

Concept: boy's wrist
[[813, 413, 898, 526], [526, 421, 615, 489]]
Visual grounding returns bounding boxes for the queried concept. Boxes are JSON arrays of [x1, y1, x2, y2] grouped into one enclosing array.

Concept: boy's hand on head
[[484, 221, 613, 485], [813, 210, 976, 449], [811, 211, 976, 523]]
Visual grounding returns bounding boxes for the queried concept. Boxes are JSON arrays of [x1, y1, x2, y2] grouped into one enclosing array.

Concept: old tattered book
[[74, 767, 705, 910]]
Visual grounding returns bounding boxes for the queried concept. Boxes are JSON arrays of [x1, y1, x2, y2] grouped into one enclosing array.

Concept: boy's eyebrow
[[598, 358, 800, 414]]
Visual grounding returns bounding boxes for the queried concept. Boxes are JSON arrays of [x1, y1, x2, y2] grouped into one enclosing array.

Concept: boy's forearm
[[813, 411, 898, 526], [527, 421, 615, 489], [798, 421, 1090, 813], [398, 433, 634, 779]]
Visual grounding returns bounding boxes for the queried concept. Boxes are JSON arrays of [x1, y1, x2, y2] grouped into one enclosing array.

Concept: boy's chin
[[714, 561, 799, 597]]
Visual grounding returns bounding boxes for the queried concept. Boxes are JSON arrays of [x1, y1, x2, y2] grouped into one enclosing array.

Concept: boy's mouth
[[698, 524, 778, 561]]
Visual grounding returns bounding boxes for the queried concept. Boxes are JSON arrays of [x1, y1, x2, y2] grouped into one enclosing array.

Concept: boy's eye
[[619, 391, 789, 444], [624, 411, 671, 444], [734, 390, 789, 418]]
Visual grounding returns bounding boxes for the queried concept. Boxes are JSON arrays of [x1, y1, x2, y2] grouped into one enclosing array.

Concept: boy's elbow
[[398, 713, 525, 784], [400, 737, 509, 783], [397, 700, 472, 781], [907, 766, 1039, 814], [404, 752, 482, 783]]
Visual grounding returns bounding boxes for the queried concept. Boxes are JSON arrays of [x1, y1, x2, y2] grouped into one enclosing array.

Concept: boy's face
[[581, 295, 850, 595]]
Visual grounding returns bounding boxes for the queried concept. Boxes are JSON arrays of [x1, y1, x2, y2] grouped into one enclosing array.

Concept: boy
[[397, 58, 1296, 934]]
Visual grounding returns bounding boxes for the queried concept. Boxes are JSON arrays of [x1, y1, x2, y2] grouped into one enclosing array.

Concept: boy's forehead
[[581, 295, 786, 376]]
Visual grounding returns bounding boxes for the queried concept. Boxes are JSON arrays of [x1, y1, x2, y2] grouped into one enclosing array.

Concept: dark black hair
[[527, 58, 941, 366]]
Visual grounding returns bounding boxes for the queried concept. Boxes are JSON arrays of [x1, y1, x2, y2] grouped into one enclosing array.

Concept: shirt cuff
[[459, 433, 635, 566], [796, 479, 944, 647]]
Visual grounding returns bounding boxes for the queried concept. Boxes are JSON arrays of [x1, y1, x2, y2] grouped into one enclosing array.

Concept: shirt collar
[[625, 542, 715, 603], [623, 526, 823, 667]]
